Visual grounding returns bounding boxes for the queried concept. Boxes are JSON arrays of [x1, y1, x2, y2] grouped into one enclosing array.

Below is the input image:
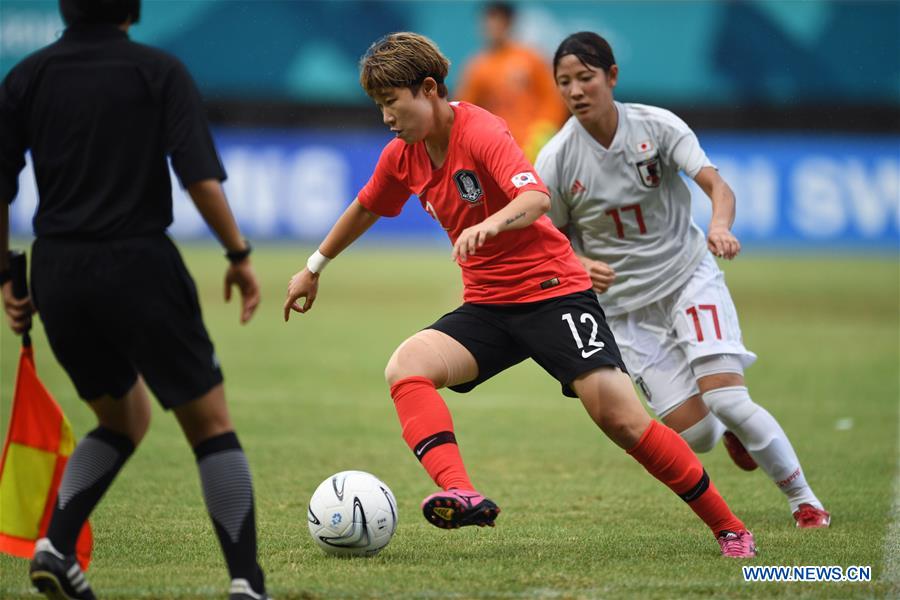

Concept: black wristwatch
[[225, 241, 252, 265]]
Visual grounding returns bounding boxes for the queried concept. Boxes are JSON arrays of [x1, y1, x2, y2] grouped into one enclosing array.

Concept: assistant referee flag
[[0, 253, 92, 569]]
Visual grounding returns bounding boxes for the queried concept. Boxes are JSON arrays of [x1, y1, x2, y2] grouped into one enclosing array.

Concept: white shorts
[[606, 253, 757, 418]]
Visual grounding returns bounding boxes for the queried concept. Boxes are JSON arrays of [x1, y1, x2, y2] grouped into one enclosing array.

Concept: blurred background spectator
[[455, 2, 567, 160]]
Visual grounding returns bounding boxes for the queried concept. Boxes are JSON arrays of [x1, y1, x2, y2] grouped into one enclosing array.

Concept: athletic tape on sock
[[412, 431, 457, 461], [692, 354, 745, 378], [679, 469, 711, 503]]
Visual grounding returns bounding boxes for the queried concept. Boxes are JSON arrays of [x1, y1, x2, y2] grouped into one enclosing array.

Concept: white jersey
[[536, 101, 714, 316]]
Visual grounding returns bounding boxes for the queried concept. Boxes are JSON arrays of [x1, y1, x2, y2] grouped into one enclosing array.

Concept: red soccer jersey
[[357, 102, 590, 304]]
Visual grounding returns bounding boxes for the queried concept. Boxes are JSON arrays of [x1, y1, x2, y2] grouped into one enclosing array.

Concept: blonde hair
[[359, 32, 450, 97]]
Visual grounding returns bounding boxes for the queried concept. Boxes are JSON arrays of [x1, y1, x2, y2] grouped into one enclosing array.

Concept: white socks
[[703, 386, 822, 512]]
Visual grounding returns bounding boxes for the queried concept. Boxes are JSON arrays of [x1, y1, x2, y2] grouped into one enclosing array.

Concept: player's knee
[[702, 385, 758, 430], [594, 411, 650, 448], [172, 384, 235, 446], [92, 385, 152, 445], [98, 412, 150, 446], [384, 336, 446, 387], [384, 344, 412, 386], [678, 411, 725, 453]]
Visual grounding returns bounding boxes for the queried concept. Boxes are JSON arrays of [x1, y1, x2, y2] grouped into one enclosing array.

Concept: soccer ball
[[307, 470, 398, 557]]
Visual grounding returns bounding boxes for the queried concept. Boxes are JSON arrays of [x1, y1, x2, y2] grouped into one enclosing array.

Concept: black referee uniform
[[0, 23, 224, 406], [0, 3, 267, 599]]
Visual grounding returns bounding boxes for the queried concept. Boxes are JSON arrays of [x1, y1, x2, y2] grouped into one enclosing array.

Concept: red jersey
[[357, 102, 590, 304]]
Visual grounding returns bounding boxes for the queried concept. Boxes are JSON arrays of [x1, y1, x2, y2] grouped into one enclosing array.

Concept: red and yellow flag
[[0, 343, 92, 569]]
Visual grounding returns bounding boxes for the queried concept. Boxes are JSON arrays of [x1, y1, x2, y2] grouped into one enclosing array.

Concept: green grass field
[[1, 245, 898, 599]]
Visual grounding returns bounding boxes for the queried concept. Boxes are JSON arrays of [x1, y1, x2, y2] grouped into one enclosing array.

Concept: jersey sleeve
[[0, 67, 27, 205], [656, 109, 713, 178], [163, 58, 227, 187], [474, 117, 548, 201], [356, 142, 411, 217], [534, 146, 570, 229]]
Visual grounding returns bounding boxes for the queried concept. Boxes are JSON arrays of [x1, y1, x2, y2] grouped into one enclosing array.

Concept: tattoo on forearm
[[504, 211, 526, 226]]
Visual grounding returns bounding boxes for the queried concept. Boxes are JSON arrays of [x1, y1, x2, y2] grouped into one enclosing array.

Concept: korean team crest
[[635, 155, 662, 188], [453, 169, 484, 203]]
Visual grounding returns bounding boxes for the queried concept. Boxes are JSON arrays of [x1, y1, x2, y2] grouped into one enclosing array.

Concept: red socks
[[391, 378, 743, 535], [391, 376, 474, 491], [628, 420, 745, 534]]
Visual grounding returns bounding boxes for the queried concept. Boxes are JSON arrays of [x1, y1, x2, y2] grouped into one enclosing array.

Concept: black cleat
[[421, 489, 501, 529], [29, 538, 96, 600]]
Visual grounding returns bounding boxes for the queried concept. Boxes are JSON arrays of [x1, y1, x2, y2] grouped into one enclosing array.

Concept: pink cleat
[[421, 489, 500, 529], [717, 529, 757, 558], [793, 504, 831, 528], [723, 431, 758, 471]]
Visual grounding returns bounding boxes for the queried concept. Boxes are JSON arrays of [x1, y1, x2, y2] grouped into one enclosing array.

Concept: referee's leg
[[174, 385, 266, 595], [44, 379, 151, 555]]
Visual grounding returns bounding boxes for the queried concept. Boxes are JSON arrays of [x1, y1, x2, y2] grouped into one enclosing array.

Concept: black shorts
[[30, 235, 223, 409], [428, 290, 627, 398]]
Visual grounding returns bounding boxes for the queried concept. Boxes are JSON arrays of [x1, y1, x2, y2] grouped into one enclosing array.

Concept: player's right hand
[[707, 226, 741, 260], [577, 256, 616, 294], [225, 260, 261, 325], [1, 281, 34, 334], [284, 268, 319, 321]]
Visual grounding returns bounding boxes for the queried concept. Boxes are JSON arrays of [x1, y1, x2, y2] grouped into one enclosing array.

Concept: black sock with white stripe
[[47, 426, 135, 555], [193, 431, 265, 594]]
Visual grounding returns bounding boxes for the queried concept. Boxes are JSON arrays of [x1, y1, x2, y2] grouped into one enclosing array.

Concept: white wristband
[[306, 250, 331, 274]]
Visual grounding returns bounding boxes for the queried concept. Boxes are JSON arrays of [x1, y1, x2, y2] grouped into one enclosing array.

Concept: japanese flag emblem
[[637, 140, 654, 153], [511, 171, 538, 188]]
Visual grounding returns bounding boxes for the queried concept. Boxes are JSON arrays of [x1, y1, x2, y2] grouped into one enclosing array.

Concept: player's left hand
[[707, 226, 741, 260], [1, 280, 34, 334], [225, 259, 261, 324], [452, 222, 499, 263], [284, 268, 319, 321]]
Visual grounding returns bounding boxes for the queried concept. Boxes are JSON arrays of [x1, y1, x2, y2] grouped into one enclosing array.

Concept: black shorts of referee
[[31, 234, 222, 408]]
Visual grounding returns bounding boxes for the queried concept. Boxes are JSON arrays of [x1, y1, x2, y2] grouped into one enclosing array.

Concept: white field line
[[883, 406, 900, 593]]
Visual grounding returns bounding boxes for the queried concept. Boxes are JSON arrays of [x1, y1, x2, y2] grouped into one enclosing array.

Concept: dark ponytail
[[553, 32, 616, 76]]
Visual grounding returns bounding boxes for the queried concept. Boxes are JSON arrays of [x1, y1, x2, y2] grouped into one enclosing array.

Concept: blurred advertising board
[[9, 128, 898, 251]]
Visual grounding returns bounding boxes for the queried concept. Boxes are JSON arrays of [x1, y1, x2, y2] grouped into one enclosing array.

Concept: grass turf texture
[[0, 245, 897, 599]]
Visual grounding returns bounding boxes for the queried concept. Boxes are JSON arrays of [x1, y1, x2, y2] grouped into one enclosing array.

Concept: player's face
[[554, 55, 617, 125], [373, 87, 433, 144]]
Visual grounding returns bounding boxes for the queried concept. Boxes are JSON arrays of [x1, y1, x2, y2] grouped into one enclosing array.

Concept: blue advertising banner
[[8, 129, 899, 250], [688, 133, 899, 250]]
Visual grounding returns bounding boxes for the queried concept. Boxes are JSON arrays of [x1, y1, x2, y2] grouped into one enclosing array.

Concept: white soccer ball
[[307, 470, 398, 557]]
